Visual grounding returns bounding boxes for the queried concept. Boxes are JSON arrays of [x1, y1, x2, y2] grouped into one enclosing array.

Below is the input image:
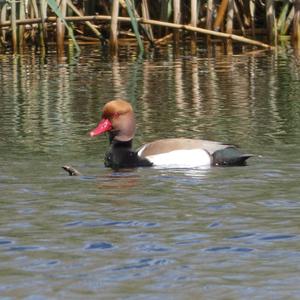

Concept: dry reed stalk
[[190, 0, 198, 51], [206, 0, 213, 44], [173, 0, 181, 44], [28, 0, 38, 45], [190, 0, 198, 27], [282, 6, 294, 35], [147, 19, 273, 49], [56, 0, 67, 54], [110, 0, 119, 55], [31, 0, 39, 19], [213, 0, 229, 31], [0, 14, 274, 49], [293, 0, 300, 48], [266, 0, 277, 45], [39, 0, 47, 49], [11, 0, 17, 52], [206, 0, 213, 30], [226, 0, 234, 34], [154, 33, 173, 45], [40, 0, 48, 21], [0, 4, 8, 46], [226, 0, 233, 52], [249, 0, 256, 36], [18, 0, 25, 48]]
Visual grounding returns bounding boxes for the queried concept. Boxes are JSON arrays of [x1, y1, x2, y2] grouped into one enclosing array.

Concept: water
[[1, 45, 300, 299]]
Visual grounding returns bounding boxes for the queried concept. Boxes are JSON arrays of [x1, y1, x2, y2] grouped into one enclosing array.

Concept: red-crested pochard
[[90, 99, 252, 169]]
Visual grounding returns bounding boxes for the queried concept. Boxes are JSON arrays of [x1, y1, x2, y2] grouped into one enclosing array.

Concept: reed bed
[[0, 0, 299, 54]]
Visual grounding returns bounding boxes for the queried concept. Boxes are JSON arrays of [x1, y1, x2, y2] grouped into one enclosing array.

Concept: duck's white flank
[[139, 148, 211, 168]]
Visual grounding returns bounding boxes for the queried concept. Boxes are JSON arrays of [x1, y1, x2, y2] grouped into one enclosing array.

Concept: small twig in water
[[62, 165, 81, 176]]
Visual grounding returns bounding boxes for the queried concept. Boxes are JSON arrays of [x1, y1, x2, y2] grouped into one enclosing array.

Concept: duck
[[89, 99, 252, 169]]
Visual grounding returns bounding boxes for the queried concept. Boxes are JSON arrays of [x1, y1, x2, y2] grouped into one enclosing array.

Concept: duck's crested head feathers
[[102, 99, 133, 119]]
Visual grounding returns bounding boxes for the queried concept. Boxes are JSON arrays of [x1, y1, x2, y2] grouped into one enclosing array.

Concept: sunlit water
[[1, 45, 300, 299]]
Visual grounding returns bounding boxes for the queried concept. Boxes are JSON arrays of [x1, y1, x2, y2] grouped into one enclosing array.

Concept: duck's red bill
[[89, 118, 112, 137]]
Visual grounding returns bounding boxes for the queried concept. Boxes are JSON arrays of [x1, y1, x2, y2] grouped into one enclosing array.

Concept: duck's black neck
[[110, 139, 133, 149], [105, 139, 152, 169]]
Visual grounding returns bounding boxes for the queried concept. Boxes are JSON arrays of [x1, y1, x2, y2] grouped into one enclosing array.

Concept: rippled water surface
[[1, 45, 300, 299]]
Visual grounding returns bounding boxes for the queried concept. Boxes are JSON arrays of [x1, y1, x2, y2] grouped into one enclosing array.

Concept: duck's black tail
[[212, 147, 253, 166]]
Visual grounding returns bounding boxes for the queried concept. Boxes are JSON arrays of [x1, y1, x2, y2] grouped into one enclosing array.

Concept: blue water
[[0, 45, 300, 299]]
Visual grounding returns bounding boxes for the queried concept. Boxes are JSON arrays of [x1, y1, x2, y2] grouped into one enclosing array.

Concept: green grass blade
[[47, 0, 80, 54], [277, 1, 290, 35], [124, 0, 144, 54]]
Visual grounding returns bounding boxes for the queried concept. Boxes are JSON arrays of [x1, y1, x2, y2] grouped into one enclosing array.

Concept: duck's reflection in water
[[96, 169, 140, 191]]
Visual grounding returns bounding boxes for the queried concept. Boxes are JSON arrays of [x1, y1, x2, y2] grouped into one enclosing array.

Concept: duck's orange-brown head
[[90, 99, 136, 142]]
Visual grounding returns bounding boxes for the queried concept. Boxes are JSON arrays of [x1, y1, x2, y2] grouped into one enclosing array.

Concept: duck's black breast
[[105, 140, 152, 169]]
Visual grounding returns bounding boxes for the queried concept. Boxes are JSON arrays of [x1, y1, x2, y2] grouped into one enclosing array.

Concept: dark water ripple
[[85, 242, 114, 250], [8, 245, 45, 252], [64, 219, 159, 228], [205, 246, 254, 253], [260, 234, 296, 241]]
